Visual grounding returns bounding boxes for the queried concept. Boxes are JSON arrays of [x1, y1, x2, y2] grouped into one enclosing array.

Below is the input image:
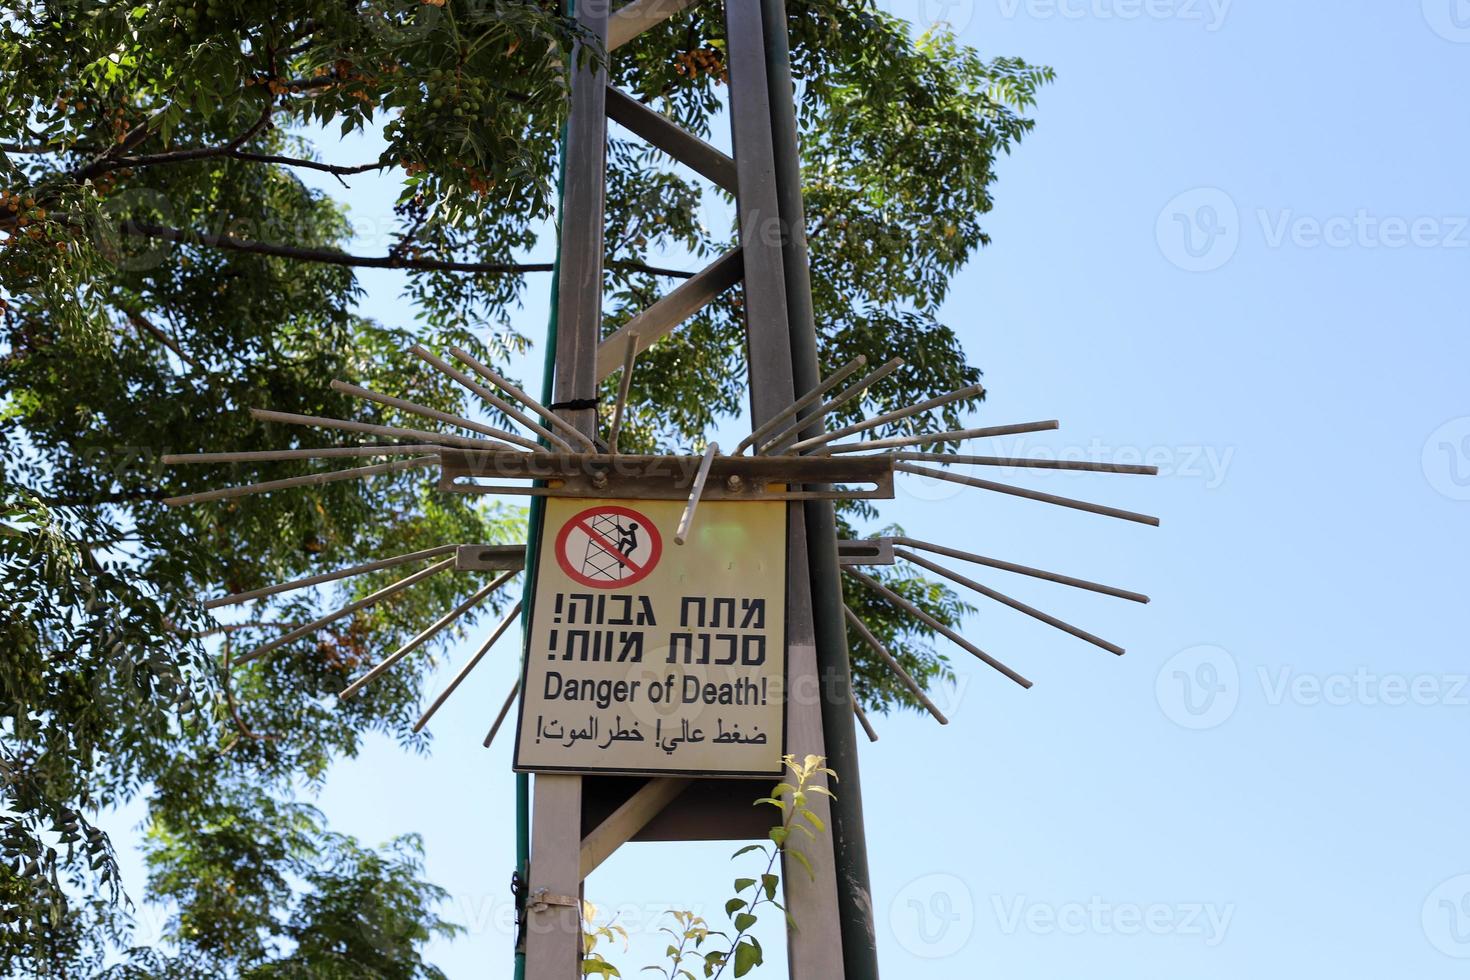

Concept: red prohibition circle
[[553, 505, 663, 589]]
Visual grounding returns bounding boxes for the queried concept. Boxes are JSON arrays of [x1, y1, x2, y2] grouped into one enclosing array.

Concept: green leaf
[[788, 847, 814, 880], [734, 877, 756, 894], [732, 939, 763, 977], [760, 873, 779, 901], [733, 911, 757, 932]]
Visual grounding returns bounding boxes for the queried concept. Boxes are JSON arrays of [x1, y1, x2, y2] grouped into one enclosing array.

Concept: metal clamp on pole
[[526, 888, 581, 914]]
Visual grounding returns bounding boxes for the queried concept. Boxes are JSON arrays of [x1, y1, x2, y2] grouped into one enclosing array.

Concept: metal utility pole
[[523, 0, 606, 975], [523, 0, 852, 975], [758, 3, 880, 974]]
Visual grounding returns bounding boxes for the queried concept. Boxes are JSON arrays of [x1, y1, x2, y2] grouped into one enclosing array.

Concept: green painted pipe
[[514, 67, 571, 980]]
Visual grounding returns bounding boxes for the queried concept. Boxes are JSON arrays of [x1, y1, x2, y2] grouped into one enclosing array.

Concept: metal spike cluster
[[164, 343, 1157, 744]]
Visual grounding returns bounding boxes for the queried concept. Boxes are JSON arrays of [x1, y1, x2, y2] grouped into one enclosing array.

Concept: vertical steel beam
[[550, 0, 610, 441], [524, 1, 608, 977], [760, 1, 880, 975], [724, 2, 846, 976]]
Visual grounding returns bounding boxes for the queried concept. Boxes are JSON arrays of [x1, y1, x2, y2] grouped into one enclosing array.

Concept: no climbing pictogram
[[553, 504, 663, 589]]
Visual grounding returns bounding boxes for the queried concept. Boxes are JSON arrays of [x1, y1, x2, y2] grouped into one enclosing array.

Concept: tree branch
[[122, 219, 553, 274], [119, 220, 698, 278], [70, 110, 167, 181], [221, 636, 280, 746], [74, 99, 275, 181], [229, 151, 386, 177], [120, 306, 201, 371]]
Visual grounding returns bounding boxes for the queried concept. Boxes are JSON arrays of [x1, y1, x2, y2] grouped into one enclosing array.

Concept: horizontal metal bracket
[[526, 888, 580, 914], [437, 451, 894, 502], [607, 0, 702, 51], [838, 537, 896, 566], [455, 544, 527, 572]]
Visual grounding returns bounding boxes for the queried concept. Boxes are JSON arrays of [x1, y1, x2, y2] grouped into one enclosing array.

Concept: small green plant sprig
[[622, 754, 837, 980], [581, 900, 630, 979]]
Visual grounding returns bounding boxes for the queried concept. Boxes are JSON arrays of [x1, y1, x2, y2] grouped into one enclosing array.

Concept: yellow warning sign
[[513, 496, 787, 777]]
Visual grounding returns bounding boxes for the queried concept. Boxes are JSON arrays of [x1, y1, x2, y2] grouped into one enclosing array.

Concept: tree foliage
[[0, 0, 1049, 972]]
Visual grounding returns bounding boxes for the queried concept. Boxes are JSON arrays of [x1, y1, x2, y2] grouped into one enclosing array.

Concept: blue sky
[[110, 2, 1470, 976]]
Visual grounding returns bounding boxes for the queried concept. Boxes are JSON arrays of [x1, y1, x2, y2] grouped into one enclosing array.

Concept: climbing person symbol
[[616, 521, 639, 557]]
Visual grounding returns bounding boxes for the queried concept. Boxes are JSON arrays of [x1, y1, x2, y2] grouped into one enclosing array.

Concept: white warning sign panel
[[513, 497, 787, 778]]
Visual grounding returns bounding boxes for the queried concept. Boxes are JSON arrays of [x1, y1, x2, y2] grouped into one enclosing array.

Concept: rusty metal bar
[[891, 536, 1150, 604], [895, 548, 1125, 657], [731, 354, 867, 456], [206, 544, 458, 610], [844, 567, 1032, 689], [413, 599, 524, 732], [163, 456, 436, 506], [894, 462, 1161, 527], [235, 556, 457, 665], [674, 442, 718, 544]]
